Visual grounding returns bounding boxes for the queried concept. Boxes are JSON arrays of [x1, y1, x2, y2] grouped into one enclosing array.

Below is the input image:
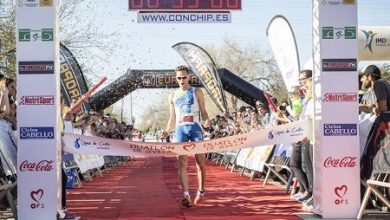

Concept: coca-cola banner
[[16, 1, 61, 219], [312, 0, 360, 218], [63, 120, 310, 156]]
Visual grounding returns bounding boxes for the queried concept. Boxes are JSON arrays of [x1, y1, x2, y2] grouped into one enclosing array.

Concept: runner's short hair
[[175, 65, 189, 73]]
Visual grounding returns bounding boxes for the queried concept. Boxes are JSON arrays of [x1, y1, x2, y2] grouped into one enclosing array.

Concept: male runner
[[162, 65, 210, 207]]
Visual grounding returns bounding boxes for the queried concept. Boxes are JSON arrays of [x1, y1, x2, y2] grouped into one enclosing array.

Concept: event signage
[[20, 96, 55, 105], [358, 26, 390, 61], [323, 124, 357, 136], [266, 15, 301, 92], [323, 156, 357, 168], [16, 1, 60, 219], [321, 59, 357, 71], [173, 42, 228, 113], [18, 28, 54, 42], [17, 0, 53, 7], [322, 92, 357, 102], [20, 160, 54, 172], [322, 26, 356, 39], [20, 127, 55, 140], [60, 44, 91, 116], [141, 73, 201, 88], [312, 0, 360, 218], [129, 0, 242, 11], [19, 61, 54, 74], [63, 120, 310, 156]]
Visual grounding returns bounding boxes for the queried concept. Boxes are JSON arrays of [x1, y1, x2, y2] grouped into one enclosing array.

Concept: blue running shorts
[[175, 123, 203, 142]]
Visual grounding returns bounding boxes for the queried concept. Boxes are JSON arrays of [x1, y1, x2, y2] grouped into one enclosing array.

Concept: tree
[[0, 1, 16, 78], [205, 39, 287, 111]]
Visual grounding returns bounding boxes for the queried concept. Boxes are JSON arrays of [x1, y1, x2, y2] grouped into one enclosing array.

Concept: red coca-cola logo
[[20, 160, 54, 172], [323, 156, 357, 168]]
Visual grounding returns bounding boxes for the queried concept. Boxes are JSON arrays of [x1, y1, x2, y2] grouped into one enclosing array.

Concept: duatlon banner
[[266, 15, 300, 91], [63, 120, 310, 156], [173, 42, 228, 113]]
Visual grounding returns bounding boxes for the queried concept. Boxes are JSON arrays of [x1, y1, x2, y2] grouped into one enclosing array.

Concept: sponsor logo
[[39, 0, 53, 6], [183, 143, 196, 152], [268, 126, 304, 140], [321, 0, 355, 5], [323, 92, 357, 102], [202, 137, 248, 151], [17, 0, 52, 7], [323, 124, 357, 136], [334, 185, 349, 205], [322, 26, 356, 39], [18, 28, 53, 42], [129, 143, 175, 154], [20, 127, 54, 139], [73, 138, 111, 150], [362, 29, 389, 53], [324, 156, 357, 168], [322, 59, 357, 71], [30, 189, 44, 209], [19, 61, 54, 74], [20, 160, 54, 172], [20, 96, 54, 105]]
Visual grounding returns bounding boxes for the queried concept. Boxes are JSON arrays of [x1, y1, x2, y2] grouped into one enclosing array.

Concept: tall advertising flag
[[173, 42, 228, 113], [60, 44, 91, 116], [266, 15, 301, 91]]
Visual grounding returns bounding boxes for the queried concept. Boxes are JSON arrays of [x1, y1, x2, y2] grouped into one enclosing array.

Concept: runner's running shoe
[[194, 189, 205, 205]]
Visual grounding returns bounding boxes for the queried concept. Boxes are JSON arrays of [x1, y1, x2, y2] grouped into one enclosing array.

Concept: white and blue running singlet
[[173, 87, 203, 142]]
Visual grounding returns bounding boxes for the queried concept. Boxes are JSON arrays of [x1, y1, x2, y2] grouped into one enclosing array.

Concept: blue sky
[[76, 0, 390, 124]]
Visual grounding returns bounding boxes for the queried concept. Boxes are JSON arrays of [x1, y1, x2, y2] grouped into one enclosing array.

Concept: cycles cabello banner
[[63, 120, 310, 156]]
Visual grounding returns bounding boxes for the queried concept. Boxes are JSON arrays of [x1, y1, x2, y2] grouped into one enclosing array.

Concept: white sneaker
[[290, 192, 304, 200]]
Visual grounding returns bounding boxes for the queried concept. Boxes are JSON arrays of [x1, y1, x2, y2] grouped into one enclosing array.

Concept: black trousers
[[290, 143, 309, 193]]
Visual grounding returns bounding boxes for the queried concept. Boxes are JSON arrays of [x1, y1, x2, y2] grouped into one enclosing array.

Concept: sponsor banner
[[266, 15, 300, 91], [359, 26, 390, 61], [16, 1, 60, 219], [321, 0, 356, 6], [322, 59, 357, 71], [173, 42, 228, 113], [19, 61, 54, 74], [323, 124, 357, 136], [20, 127, 55, 140], [322, 92, 357, 102], [63, 120, 310, 156], [137, 12, 231, 23], [312, 1, 360, 218], [18, 28, 54, 42], [322, 26, 356, 40], [17, 0, 53, 7], [60, 44, 90, 116], [20, 95, 54, 105], [19, 159, 54, 172], [140, 73, 202, 88]]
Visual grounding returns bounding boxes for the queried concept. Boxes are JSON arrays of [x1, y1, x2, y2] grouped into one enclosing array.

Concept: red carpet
[[67, 156, 301, 219]]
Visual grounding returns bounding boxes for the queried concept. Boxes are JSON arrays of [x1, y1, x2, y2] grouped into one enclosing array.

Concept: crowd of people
[[0, 63, 388, 216]]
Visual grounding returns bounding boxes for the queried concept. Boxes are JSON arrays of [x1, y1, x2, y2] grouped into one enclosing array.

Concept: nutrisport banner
[[63, 120, 310, 156], [16, 1, 61, 219], [172, 42, 228, 113], [266, 15, 300, 91], [312, 0, 360, 218], [60, 44, 90, 116]]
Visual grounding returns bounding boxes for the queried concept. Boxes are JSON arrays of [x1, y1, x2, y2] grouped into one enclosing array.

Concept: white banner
[[358, 26, 390, 61], [266, 15, 300, 91], [137, 12, 231, 23], [312, 0, 360, 218], [63, 120, 310, 156], [16, 1, 61, 219]]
